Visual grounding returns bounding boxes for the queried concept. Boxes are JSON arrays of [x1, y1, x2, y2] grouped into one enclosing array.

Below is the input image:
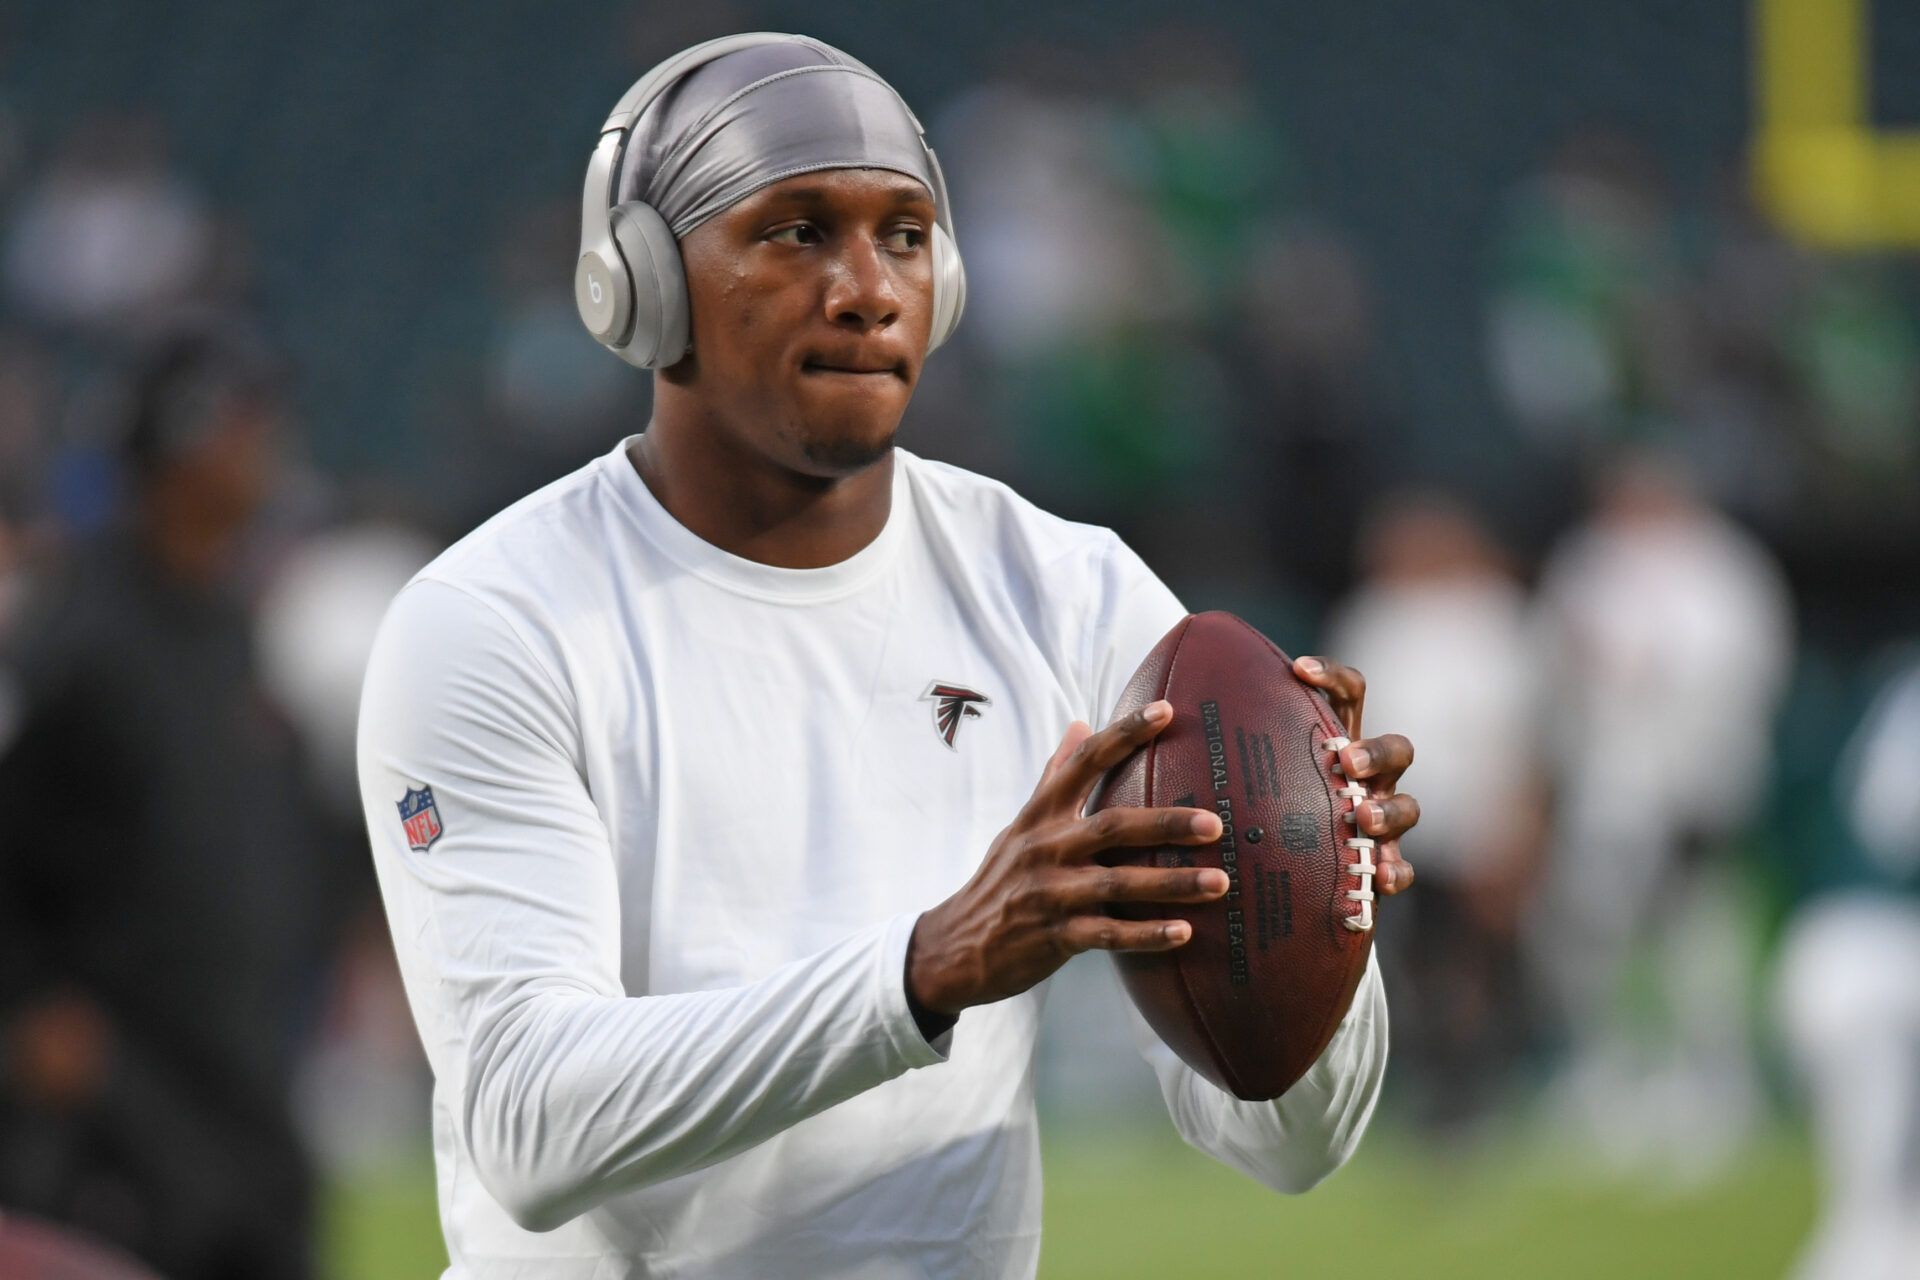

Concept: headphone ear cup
[[607, 202, 690, 369], [926, 221, 966, 355]]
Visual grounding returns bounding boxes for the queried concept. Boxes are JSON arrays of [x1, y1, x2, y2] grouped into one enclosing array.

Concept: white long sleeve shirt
[[357, 438, 1387, 1278]]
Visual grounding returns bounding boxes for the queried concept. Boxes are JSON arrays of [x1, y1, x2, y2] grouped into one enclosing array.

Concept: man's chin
[[802, 429, 898, 475], [799, 428, 897, 476]]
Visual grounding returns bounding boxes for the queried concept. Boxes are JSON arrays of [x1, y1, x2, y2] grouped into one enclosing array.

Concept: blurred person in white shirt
[[1774, 651, 1920, 1280], [1327, 495, 1548, 1136], [256, 515, 441, 1179], [3, 114, 210, 334], [1533, 453, 1793, 1176]]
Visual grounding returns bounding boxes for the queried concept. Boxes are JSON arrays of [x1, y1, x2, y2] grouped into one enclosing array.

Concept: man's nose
[[822, 235, 901, 331]]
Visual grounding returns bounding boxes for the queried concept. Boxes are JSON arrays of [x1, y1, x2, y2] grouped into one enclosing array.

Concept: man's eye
[[883, 228, 926, 252], [769, 224, 821, 246]]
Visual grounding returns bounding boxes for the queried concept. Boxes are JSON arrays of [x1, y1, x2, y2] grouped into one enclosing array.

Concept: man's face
[[668, 168, 936, 477], [156, 398, 282, 531]]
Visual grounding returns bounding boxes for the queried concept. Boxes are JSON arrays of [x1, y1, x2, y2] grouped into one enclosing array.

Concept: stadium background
[[4, 1, 1918, 1276]]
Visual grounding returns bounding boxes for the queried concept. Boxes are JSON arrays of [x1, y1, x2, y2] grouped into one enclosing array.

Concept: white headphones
[[574, 32, 967, 369]]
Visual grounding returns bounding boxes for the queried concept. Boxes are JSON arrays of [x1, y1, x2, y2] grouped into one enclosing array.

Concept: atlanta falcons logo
[[921, 680, 992, 749]]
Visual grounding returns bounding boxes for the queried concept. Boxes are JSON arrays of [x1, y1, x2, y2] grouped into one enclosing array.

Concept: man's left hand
[[1293, 655, 1418, 896]]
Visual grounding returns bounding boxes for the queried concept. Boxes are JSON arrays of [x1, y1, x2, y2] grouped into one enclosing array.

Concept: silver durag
[[617, 41, 936, 238]]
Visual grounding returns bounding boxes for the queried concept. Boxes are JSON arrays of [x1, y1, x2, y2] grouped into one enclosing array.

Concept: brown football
[[1092, 611, 1377, 1101]]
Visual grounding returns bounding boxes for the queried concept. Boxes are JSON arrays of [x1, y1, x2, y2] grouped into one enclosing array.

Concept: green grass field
[[324, 1125, 1817, 1278]]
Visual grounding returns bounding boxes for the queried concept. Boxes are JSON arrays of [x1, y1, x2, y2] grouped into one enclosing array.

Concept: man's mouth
[[801, 358, 905, 379]]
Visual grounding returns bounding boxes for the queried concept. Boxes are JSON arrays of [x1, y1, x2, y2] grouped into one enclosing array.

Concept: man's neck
[[628, 405, 894, 571]]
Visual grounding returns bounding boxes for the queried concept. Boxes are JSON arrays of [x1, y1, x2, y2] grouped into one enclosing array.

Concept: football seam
[[1156, 615, 1252, 1100], [1224, 613, 1374, 1085], [1294, 725, 1364, 1062]]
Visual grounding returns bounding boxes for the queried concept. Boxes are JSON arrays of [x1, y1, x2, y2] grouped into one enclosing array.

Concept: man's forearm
[[456, 911, 945, 1232]]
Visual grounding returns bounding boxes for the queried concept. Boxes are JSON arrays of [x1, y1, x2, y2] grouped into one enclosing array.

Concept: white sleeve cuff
[[876, 910, 953, 1067]]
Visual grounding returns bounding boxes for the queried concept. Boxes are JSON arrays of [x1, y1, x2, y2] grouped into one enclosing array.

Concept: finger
[[1034, 721, 1094, 797], [1353, 792, 1421, 841], [1042, 700, 1174, 808], [1067, 865, 1230, 908], [1339, 733, 1413, 787], [1374, 840, 1414, 895], [1294, 655, 1365, 738], [1065, 805, 1222, 860], [1059, 915, 1193, 955]]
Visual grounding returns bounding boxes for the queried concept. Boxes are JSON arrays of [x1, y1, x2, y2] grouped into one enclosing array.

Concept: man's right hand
[[905, 700, 1227, 1017]]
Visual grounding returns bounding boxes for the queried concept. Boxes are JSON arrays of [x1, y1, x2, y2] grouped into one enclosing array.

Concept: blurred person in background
[[1773, 651, 1920, 1280], [934, 41, 1131, 367], [1531, 452, 1792, 1179], [936, 36, 1264, 545], [2, 113, 211, 337], [476, 201, 636, 502], [0, 318, 349, 1280], [925, 42, 1124, 488], [1678, 172, 1813, 524], [1489, 134, 1920, 534], [1484, 128, 1700, 552], [1224, 221, 1386, 606], [1325, 496, 1548, 1139], [1112, 28, 1290, 318], [254, 509, 440, 1178], [0, 327, 60, 657], [936, 38, 1217, 534], [1783, 259, 1920, 496], [1685, 172, 1920, 523], [1486, 130, 1691, 462]]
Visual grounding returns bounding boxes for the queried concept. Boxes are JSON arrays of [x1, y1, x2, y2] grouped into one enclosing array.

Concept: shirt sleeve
[[1082, 533, 1390, 1191], [1130, 952, 1388, 1192], [357, 578, 947, 1233]]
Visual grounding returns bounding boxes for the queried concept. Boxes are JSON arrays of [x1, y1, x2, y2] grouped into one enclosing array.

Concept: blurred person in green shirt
[[1773, 650, 1920, 1280]]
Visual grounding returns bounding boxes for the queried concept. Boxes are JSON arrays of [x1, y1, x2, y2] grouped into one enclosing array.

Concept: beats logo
[[575, 252, 626, 342]]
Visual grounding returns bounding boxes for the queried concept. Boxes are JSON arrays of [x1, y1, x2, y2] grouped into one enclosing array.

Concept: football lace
[[1320, 735, 1376, 932]]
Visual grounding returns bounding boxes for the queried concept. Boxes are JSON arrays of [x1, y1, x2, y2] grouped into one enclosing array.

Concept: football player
[[359, 33, 1419, 1277]]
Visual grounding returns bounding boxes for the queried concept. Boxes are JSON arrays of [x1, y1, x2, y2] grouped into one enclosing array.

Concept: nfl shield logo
[[397, 785, 444, 853]]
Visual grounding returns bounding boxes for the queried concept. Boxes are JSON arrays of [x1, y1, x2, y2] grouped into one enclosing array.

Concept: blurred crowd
[[2, 19, 1919, 1280], [0, 105, 439, 1278]]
